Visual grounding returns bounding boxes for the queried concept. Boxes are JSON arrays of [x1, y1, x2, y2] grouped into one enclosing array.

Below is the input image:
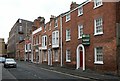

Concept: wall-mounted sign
[[82, 34, 90, 46]]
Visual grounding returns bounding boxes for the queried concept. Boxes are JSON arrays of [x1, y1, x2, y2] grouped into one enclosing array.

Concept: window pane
[[78, 25, 83, 38], [45, 36, 47, 46], [52, 32, 55, 45], [66, 13, 70, 21], [56, 32, 59, 44], [66, 50, 71, 61], [95, 18, 103, 34], [66, 29, 70, 40], [94, 0, 102, 7], [78, 7, 83, 15], [96, 47, 103, 62]]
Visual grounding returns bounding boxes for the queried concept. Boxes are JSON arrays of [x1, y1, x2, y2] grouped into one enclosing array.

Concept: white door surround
[[76, 44, 85, 70], [39, 50, 42, 64], [48, 49, 52, 66]]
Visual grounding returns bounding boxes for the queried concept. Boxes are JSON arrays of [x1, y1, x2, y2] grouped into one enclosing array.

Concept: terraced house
[[32, 17, 45, 63], [42, 15, 62, 66], [32, 15, 63, 66], [62, 0, 120, 75]]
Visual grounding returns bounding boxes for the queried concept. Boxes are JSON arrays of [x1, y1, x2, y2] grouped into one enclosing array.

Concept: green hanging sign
[[82, 34, 90, 45]]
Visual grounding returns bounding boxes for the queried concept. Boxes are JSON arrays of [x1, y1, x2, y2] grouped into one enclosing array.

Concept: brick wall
[[16, 41, 25, 61]]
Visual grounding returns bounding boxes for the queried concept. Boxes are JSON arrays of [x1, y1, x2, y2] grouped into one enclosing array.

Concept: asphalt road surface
[[1, 61, 98, 81]]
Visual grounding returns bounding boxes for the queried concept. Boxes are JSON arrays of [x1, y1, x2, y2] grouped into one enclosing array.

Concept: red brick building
[[32, 17, 45, 63], [16, 40, 25, 61], [62, 1, 120, 75], [32, 15, 63, 66], [25, 39, 32, 62], [41, 15, 62, 66]]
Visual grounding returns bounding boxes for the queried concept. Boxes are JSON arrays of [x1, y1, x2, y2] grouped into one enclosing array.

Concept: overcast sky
[[0, 0, 85, 43]]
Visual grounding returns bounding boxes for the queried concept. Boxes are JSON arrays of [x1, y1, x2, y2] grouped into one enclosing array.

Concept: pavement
[[2, 67, 16, 79], [33, 62, 120, 81]]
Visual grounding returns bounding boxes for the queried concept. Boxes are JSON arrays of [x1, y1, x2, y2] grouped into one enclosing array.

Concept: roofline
[[62, 0, 90, 17], [18, 18, 33, 23], [9, 18, 33, 33], [44, 12, 66, 25]]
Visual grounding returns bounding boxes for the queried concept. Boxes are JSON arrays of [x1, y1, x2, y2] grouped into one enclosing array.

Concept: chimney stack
[[50, 15, 56, 21], [70, 2, 79, 10], [37, 16, 45, 24]]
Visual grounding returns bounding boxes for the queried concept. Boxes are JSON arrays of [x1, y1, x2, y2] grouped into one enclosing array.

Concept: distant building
[[0, 38, 7, 57], [7, 19, 33, 58]]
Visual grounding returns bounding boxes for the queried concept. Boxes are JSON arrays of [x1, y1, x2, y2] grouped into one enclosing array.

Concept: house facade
[[32, 17, 45, 63], [32, 15, 63, 66], [25, 38, 32, 62], [62, 1, 120, 75], [41, 15, 62, 66]]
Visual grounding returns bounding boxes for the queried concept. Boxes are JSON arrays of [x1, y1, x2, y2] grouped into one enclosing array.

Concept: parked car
[[0, 57, 5, 63], [4, 58, 17, 68]]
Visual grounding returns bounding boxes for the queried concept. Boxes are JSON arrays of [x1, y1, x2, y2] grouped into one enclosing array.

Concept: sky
[[0, 0, 85, 43]]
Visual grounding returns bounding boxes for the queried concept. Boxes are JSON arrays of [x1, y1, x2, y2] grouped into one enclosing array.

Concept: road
[[2, 61, 93, 81]]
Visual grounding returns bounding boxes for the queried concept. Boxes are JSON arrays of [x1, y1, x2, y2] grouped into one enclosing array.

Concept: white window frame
[[25, 44, 27, 52], [52, 32, 55, 45], [29, 43, 31, 51], [94, 47, 103, 64], [52, 31, 59, 48], [94, 0, 103, 9], [94, 18, 103, 35], [78, 6, 83, 16], [66, 50, 71, 62], [42, 35, 47, 48], [66, 29, 71, 41], [78, 25, 83, 39], [66, 13, 71, 22], [26, 44, 28, 50]]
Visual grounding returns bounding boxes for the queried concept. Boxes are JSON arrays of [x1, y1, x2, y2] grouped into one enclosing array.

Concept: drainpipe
[[31, 33, 33, 63], [60, 15, 63, 67]]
